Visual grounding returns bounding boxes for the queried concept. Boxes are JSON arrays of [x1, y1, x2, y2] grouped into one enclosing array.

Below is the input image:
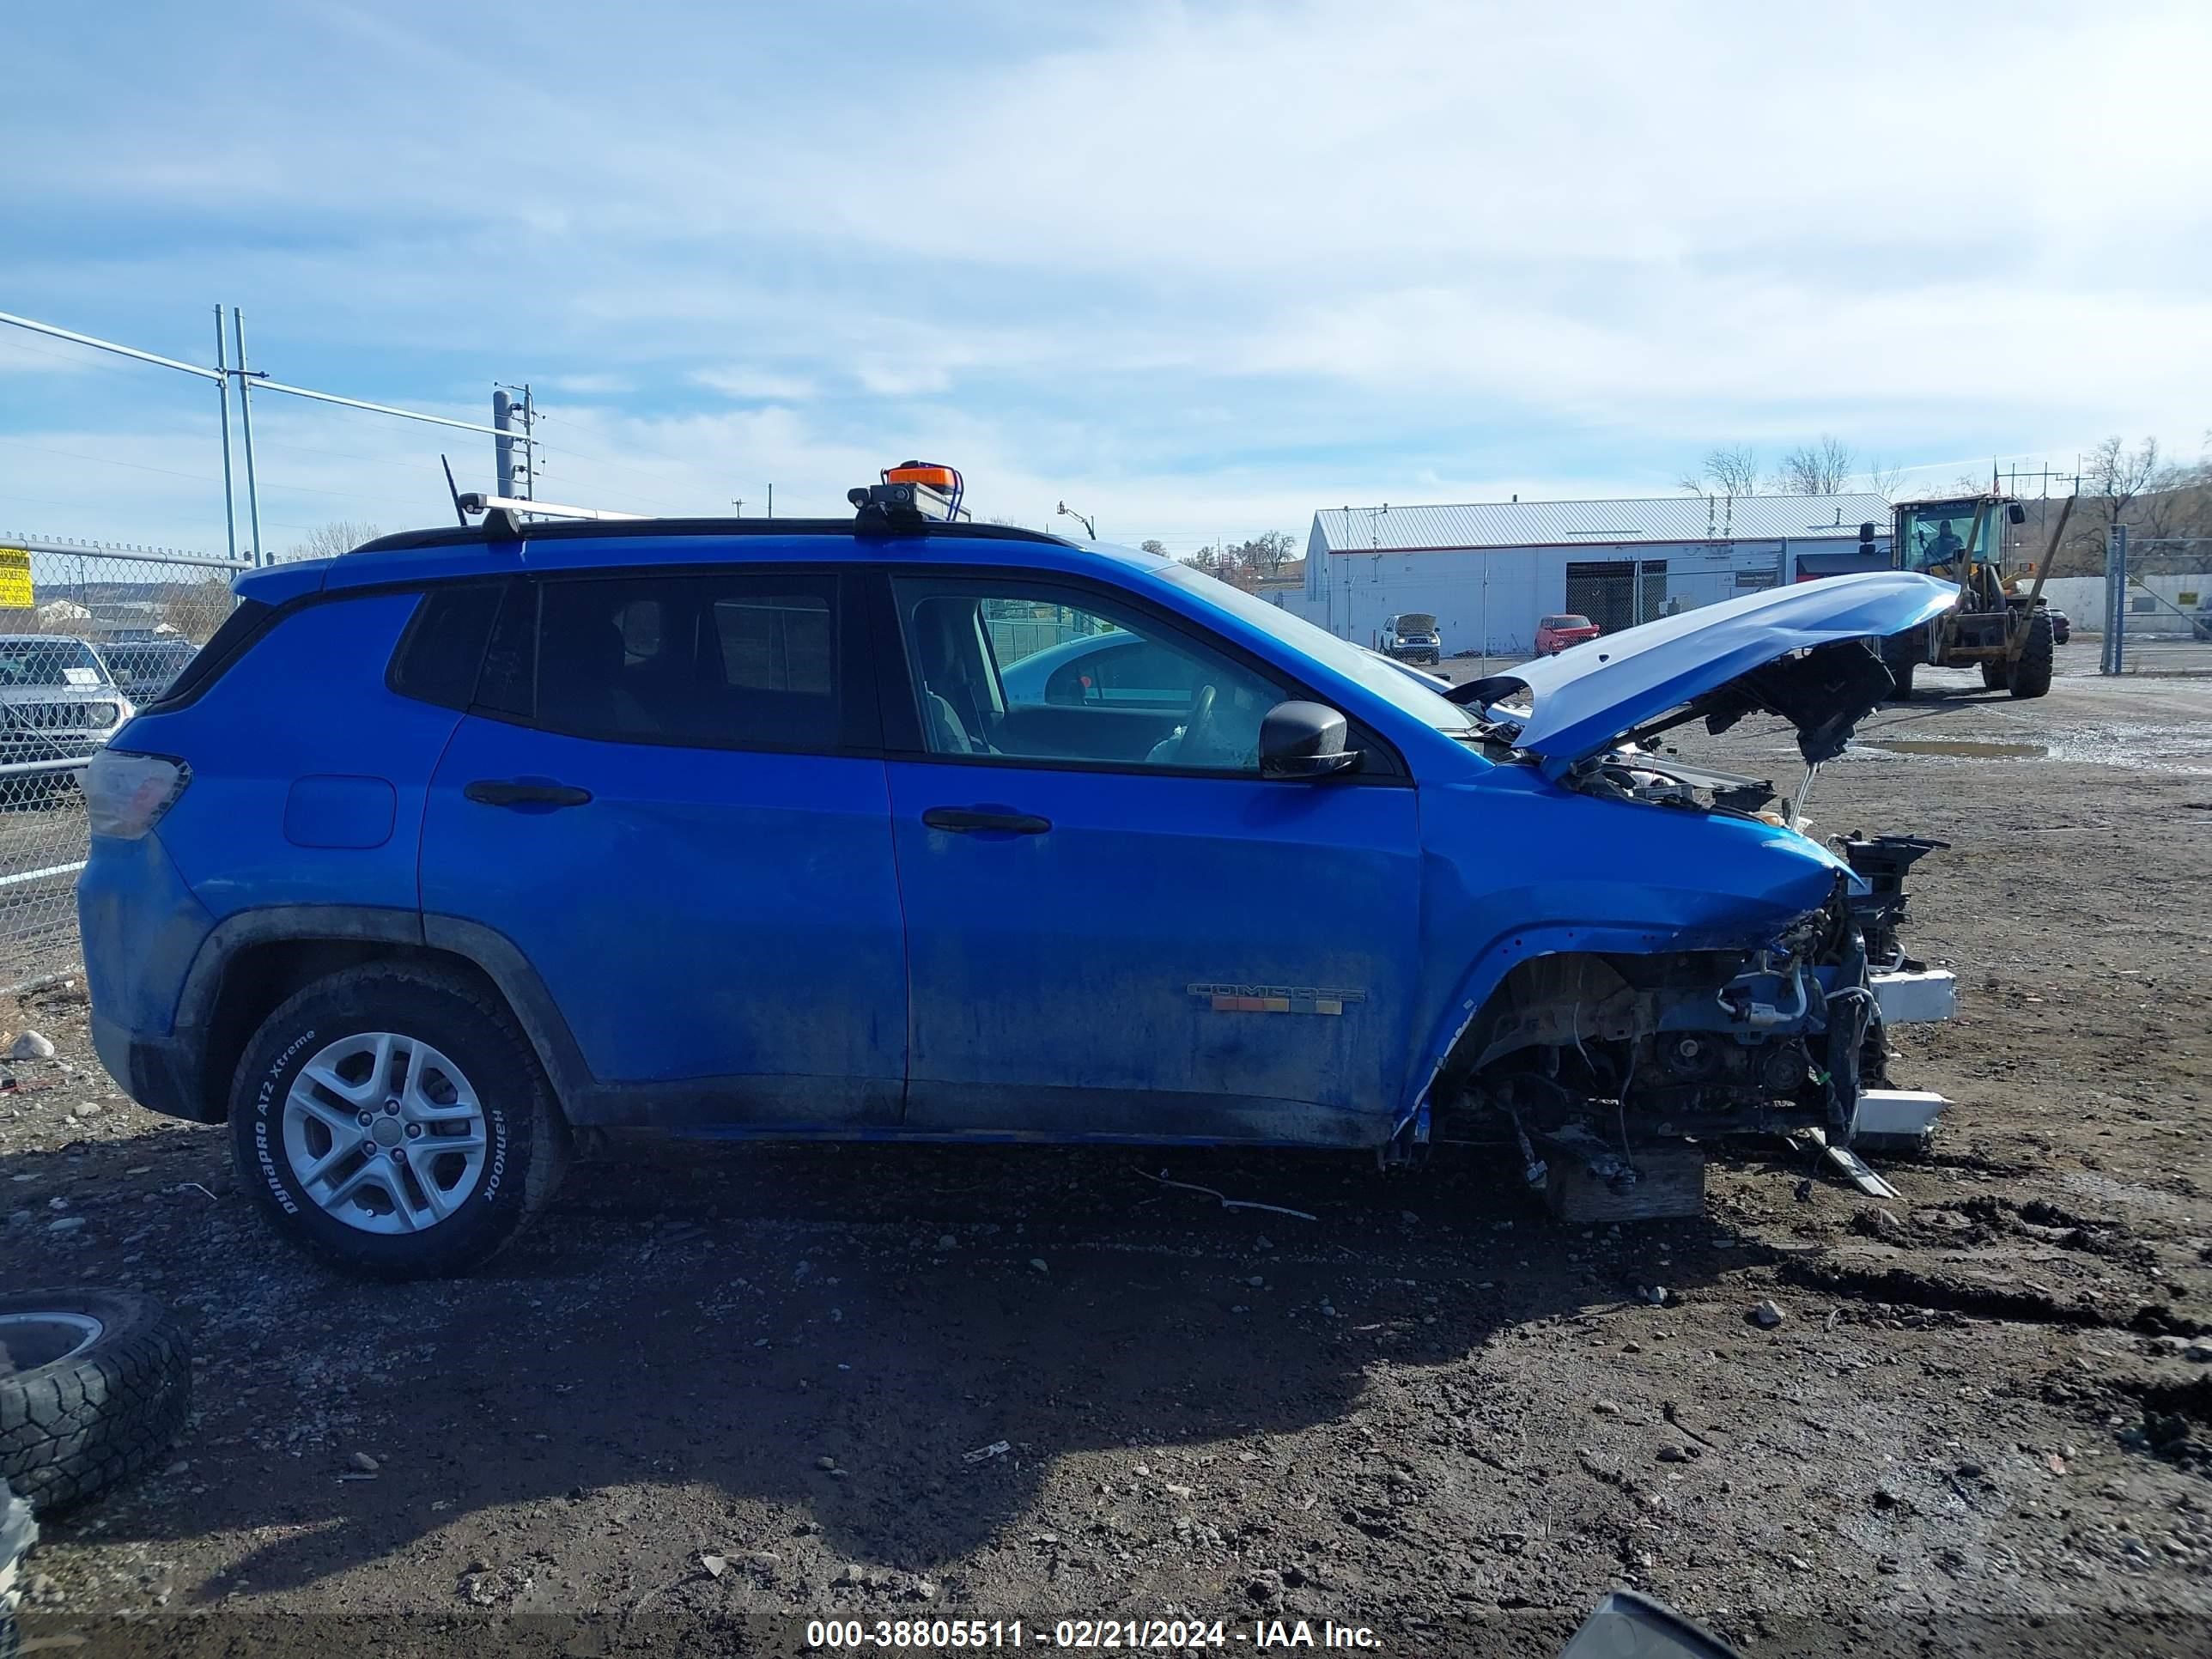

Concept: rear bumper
[[77, 830, 218, 1118], [89, 1010, 210, 1123]]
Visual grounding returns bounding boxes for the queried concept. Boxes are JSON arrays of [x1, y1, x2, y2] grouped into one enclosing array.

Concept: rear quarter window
[[387, 583, 506, 710], [138, 599, 272, 711]]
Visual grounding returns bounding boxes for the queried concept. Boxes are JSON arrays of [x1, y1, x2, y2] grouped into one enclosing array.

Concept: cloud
[[4, 0, 2208, 553], [544, 374, 634, 396], [689, 368, 817, 402]]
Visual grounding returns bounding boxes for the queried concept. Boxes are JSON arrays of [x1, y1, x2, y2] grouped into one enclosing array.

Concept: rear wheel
[[228, 963, 569, 1279], [2008, 611, 2054, 699]]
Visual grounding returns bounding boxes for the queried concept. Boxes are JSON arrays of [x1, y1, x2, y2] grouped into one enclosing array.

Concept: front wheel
[[228, 963, 569, 1279], [2008, 611, 2054, 699]]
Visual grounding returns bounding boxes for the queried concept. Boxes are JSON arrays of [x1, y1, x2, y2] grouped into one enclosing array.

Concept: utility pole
[[493, 390, 514, 498], [766, 483, 773, 520], [212, 305, 237, 566], [231, 307, 264, 566], [492, 384, 534, 501], [731, 499, 744, 518]]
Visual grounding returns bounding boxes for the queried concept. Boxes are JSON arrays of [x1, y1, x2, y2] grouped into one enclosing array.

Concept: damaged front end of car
[[1426, 851, 1930, 1182], [1415, 574, 1960, 1212]]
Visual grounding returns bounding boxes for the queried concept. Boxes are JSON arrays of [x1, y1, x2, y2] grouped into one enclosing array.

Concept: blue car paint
[[419, 713, 907, 1114], [78, 828, 216, 1062], [1401, 769, 1849, 1126], [81, 526, 1921, 1153], [887, 757, 1420, 1143], [121, 592, 457, 922], [1489, 570, 1959, 769]]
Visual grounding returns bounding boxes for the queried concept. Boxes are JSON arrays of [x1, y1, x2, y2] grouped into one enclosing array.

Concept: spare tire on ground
[[0, 1291, 191, 1513]]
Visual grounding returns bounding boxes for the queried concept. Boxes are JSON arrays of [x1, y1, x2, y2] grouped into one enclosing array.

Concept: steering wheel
[[1176, 683, 1219, 764]]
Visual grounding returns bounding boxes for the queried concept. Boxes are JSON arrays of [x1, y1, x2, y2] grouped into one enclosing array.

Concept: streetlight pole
[[1056, 501, 1097, 539]]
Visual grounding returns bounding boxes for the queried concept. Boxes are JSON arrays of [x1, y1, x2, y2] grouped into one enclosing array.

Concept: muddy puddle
[[1863, 738, 2048, 760], [1844, 723, 2212, 773]]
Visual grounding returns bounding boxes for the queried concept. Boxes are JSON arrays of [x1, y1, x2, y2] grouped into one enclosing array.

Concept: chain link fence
[[2101, 532, 2212, 675], [1562, 559, 1671, 635], [0, 536, 241, 984]]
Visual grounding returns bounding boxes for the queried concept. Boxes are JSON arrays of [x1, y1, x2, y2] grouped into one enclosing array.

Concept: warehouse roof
[[1311, 493, 1893, 554]]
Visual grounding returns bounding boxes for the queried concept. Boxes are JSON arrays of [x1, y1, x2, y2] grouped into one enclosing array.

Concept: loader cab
[[1893, 495, 2028, 580]]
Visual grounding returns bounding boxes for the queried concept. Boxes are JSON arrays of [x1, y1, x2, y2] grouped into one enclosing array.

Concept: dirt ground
[[6, 660, 2212, 1657]]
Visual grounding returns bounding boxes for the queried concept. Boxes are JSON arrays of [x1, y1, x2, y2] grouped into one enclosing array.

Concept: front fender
[[1401, 771, 1849, 1127]]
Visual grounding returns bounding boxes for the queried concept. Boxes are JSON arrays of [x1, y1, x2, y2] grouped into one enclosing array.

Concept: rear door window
[[490, 572, 844, 751]]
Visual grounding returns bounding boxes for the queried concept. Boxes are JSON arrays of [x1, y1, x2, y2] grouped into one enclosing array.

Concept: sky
[[3, 0, 2209, 559]]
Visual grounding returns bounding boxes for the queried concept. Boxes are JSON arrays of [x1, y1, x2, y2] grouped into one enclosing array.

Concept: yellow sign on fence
[[0, 548, 33, 610]]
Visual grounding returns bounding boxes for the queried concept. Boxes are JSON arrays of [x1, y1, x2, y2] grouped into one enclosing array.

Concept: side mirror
[[2007, 501, 2027, 525], [1858, 520, 1876, 544], [1259, 700, 1360, 780], [1559, 1591, 1744, 1659]]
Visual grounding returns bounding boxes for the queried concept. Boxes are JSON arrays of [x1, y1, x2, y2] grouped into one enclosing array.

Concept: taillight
[[83, 751, 191, 840]]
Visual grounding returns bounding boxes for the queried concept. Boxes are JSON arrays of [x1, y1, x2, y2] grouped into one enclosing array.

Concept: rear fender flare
[[173, 905, 594, 1120]]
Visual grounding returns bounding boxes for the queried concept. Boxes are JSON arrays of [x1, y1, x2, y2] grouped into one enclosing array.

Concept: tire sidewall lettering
[[254, 1026, 315, 1216], [252, 1020, 518, 1233]]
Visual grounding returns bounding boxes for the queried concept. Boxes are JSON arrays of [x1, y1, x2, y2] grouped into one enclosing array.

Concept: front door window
[[890, 577, 1287, 772]]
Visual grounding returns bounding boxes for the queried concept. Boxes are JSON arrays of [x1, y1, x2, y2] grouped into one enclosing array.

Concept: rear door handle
[[921, 806, 1051, 836], [464, 779, 593, 809]]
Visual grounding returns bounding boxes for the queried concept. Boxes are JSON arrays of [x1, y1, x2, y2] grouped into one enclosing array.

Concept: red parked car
[[1535, 613, 1602, 655]]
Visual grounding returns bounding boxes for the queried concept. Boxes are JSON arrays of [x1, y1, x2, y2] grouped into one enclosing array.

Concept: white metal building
[[1285, 495, 1893, 658]]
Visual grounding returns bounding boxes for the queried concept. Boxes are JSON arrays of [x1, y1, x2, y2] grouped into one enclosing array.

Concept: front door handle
[[464, 779, 593, 809], [921, 806, 1051, 836]]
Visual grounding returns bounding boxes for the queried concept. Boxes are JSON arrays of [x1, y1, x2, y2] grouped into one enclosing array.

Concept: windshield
[[1899, 502, 1999, 572], [0, 637, 109, 688], [1155, 565, 1475, 732], [1543, 615, 1592, 630]]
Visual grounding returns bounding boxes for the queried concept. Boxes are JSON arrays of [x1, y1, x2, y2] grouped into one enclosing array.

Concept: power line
[[0, 437, 221, 486]]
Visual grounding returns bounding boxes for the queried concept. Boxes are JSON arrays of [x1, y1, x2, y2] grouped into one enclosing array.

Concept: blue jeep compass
[[77, 473, 1956, 1276]]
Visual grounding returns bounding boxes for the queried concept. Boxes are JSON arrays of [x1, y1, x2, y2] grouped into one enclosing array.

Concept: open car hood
[[1453, 572, 1956, 769]]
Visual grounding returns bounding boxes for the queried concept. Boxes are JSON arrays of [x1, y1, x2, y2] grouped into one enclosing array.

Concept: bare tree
[[159, 573, 238, 644], [1862, 457, 1909, 501], [1237, 530, 1298, 578], [1139, 538, 1168, 558], [280, 520, 383, 563], [1678, 444, 1762, 496], [2075, 436, 2179, 565], [1771, 436, 1856, 495]]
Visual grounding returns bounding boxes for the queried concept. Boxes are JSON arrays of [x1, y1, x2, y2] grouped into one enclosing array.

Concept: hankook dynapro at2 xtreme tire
[[0, 1290, 191, 1514], [228, 963, 569, 1279]]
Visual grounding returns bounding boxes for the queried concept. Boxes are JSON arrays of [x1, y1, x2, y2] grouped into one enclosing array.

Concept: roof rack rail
[[458, 492, 648, 538]]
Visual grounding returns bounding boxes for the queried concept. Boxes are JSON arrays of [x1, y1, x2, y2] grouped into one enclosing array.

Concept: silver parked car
[[96, 637, 198, 703], [0, 635, 135, 769]]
